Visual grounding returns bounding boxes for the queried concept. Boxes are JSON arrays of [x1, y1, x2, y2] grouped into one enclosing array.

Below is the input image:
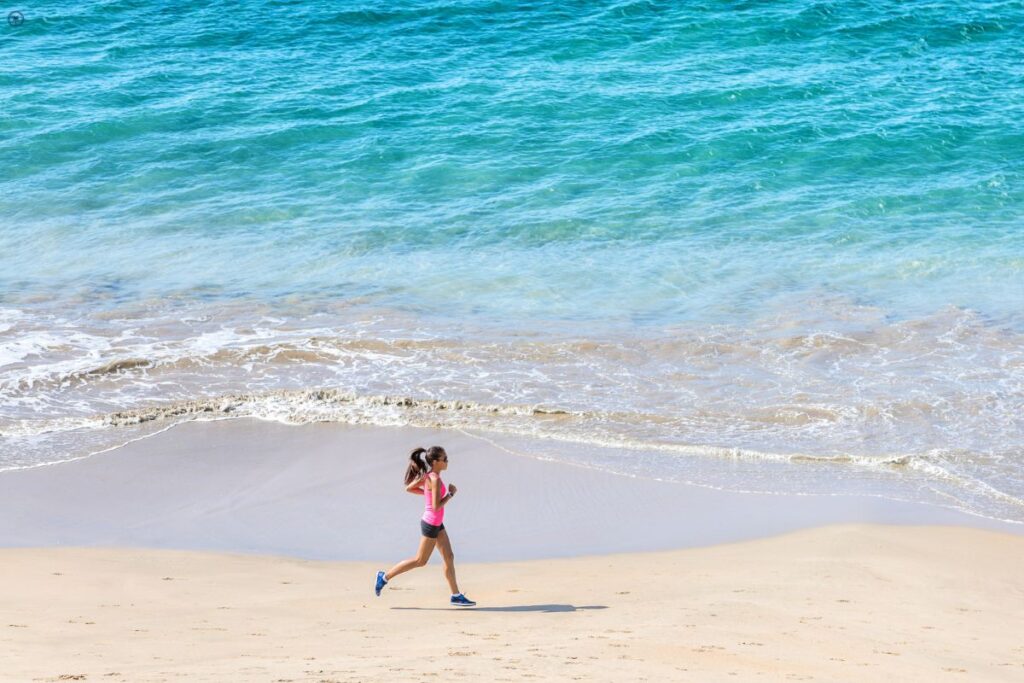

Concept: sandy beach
[[3, 527, 1023, 682], [2, 420, 1022, 681]]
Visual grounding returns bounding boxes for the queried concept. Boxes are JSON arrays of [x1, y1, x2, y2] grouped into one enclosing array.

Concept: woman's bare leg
[[436, 529, 460, 594], [385, 536, 436, 581]]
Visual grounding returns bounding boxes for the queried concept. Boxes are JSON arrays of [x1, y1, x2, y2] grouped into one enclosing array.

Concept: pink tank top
[[422, 473, 446, 526]]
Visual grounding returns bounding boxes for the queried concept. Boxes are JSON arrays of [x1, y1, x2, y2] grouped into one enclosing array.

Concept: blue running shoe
[[374, 570, 388, 596], [450, 593, 476, 607]]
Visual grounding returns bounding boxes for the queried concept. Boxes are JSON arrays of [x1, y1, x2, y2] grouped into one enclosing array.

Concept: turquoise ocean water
[[2, 1, 1023, 521]]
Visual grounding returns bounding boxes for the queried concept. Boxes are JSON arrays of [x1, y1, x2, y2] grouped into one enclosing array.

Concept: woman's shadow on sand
[[392, 604, 607, 613]]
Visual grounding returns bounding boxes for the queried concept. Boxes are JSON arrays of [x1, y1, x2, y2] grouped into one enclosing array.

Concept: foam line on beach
[[3, 388, 1022, 524]]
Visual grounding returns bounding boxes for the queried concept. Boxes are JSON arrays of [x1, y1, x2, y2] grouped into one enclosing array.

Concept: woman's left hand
[[448, 483, 458, 496]]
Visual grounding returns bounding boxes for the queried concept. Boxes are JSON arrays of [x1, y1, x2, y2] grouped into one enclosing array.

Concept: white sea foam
[[1, 301, 1021, 522]]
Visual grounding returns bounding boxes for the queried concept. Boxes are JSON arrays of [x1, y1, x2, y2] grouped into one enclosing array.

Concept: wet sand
[[1, 419, 1022, 681], [0, 419, 1013, 560]]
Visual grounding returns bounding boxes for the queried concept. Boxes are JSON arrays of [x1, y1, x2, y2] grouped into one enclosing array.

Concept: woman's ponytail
[[405, 447, 428, 485]]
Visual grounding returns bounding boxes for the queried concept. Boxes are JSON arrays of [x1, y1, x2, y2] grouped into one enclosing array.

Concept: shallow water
[[2, 1, 1023, 521]]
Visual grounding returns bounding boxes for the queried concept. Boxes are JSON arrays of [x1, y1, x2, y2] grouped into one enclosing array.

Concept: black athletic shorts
[[420, 520, 445, 538]]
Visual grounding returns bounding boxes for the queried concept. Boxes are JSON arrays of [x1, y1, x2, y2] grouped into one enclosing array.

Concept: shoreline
[[0, 419, 1017, 561], [3, 420, 1022, 681]]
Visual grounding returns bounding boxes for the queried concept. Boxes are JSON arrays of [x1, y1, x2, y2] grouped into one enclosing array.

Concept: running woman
[[374, 446, 476, 607]]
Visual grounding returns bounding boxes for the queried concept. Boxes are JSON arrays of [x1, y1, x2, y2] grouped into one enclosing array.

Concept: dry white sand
[[2, 525, 1023, 682], [1, 420, 1022, 681]]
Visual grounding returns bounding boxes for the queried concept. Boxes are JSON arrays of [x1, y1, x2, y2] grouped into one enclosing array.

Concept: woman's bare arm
[[429, 473, 454, 509], [405, 474, 425, 495]]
